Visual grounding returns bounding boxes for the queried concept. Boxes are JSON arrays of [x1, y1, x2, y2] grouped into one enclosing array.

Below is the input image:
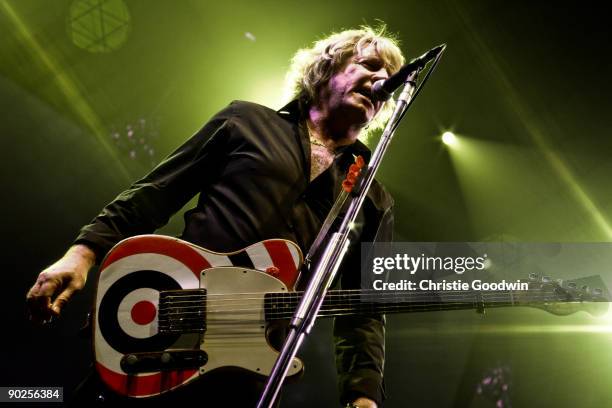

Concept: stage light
[[0, 1, 131, 181], [68, 0, 131, 53], [442, 131, 458, 147]]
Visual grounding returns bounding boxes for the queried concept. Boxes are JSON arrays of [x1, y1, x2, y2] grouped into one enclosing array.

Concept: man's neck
[[307, 105, 363, 149]]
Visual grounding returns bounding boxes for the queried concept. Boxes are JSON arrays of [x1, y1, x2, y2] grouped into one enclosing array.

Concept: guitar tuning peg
[[541, 276, 551, 283], [528, 273, 538, 281], [581, 285, 589, 293], [567, 282, 577, 289]]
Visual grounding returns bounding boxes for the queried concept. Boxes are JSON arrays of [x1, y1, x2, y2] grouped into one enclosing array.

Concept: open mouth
[[353, 89, 373, 107]]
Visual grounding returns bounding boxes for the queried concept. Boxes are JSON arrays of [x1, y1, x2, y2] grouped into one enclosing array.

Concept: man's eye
[[360, 60, 382, 71], [360, 61, 374, 68]]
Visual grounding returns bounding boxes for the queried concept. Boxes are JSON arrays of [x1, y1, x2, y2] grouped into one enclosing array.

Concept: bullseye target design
[[93, 234, 304, 398], [94, 235, 211, 397], [98, 270, 180, 353], [121, 288, 159, 337]]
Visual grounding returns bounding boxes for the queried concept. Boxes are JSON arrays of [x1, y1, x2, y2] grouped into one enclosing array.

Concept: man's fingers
[[26, 253, 91, 325], [26, 295, 53, 323], [51, 285, 76, 315], [26, 273, 61, 322]]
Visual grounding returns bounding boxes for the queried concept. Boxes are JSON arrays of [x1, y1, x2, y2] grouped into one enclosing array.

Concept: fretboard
[[263, 288, 556, 320]]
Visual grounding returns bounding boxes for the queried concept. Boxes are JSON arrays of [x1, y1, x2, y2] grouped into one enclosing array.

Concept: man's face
[[321, 44, 390, 127]]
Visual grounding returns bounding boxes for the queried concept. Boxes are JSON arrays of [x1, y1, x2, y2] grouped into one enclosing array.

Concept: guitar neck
[[158, 281, 606, 336], [264, 289, 538, 320]]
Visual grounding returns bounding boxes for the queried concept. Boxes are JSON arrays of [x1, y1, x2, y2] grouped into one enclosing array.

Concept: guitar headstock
[[521, 273, 610, 317]]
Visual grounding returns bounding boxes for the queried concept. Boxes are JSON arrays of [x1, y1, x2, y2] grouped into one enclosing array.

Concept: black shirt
[[76, 99, 393, 406]]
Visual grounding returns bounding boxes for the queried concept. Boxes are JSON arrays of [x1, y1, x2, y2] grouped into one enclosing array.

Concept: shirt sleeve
[[74, 103, 235, 262], [334, 197, 394, 407]]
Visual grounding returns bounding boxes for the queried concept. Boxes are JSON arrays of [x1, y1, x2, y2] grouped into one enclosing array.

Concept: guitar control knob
[[161, 352, 173, 365], [125, 354, 138, 366], [266, 266, 280, 276]]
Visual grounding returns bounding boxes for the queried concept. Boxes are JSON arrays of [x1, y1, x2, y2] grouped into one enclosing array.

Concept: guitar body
[[94, 235, 304, 398]]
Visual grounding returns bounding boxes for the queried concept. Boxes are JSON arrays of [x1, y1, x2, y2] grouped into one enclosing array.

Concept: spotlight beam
[[1, 2, 131, 182], [452, 2, 612, 239]]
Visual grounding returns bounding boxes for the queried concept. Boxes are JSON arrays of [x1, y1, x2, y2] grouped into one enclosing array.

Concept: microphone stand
[[257, 47, 444, 408]]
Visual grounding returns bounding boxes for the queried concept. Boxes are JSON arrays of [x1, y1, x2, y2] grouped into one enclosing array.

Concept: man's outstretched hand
[[26, 244, 96, 324]]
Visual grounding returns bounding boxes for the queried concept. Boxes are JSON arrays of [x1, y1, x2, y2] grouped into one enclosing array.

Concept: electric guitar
[[93, 234, 609, 398]]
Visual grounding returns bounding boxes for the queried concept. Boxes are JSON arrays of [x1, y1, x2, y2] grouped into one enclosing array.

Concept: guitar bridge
[[158, 288, 207, 334], [120, 349, 208, 374]]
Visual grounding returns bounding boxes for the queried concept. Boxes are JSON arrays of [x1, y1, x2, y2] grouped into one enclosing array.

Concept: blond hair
[[284, 25, 405, 138]]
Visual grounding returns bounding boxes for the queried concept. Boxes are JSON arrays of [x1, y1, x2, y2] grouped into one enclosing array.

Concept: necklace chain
[[310, 137, 329, 148], [306, 121, 335, 152]]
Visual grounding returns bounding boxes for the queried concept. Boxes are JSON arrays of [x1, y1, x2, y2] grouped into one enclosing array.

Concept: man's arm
[[26, 103, 236, 322], [334, 314, 385, 408], [74, 107, 233, 260]]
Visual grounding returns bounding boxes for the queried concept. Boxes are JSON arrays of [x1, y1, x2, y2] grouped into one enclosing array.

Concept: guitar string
[[160, 294, 567, 313], [155, 294, 587, 326], [158, 301, 590, 333], [157, 292, 585, 314], [156, 297, 596, 331], [162, 283, 581, 297], [157, 289, 578, 309], [162, 298, 575, 318], [159, 286, 573, 300], [157, 294, 569, 315], [160, 295, 585, 316], [156, 302, 592, 324], [156, 287, 590, 305], [152, 289, 597, 324]]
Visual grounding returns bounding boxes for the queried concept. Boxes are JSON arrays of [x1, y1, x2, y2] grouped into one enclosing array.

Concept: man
[[26, 25, 405, 407]]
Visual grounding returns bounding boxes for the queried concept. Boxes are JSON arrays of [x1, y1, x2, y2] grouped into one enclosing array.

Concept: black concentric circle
[[98, 270, 181, 354]]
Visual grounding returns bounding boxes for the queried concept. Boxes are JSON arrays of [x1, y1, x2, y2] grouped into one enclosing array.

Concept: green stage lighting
[[442, 131, 458, 147]]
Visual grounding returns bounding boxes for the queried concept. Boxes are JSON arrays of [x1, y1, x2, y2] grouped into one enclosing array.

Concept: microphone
[[372, 44, 446, 102]]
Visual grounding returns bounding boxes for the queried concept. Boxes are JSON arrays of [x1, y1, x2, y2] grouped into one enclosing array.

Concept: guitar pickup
[[158, 288, 207, 334], [120, 349, 208, 374]]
